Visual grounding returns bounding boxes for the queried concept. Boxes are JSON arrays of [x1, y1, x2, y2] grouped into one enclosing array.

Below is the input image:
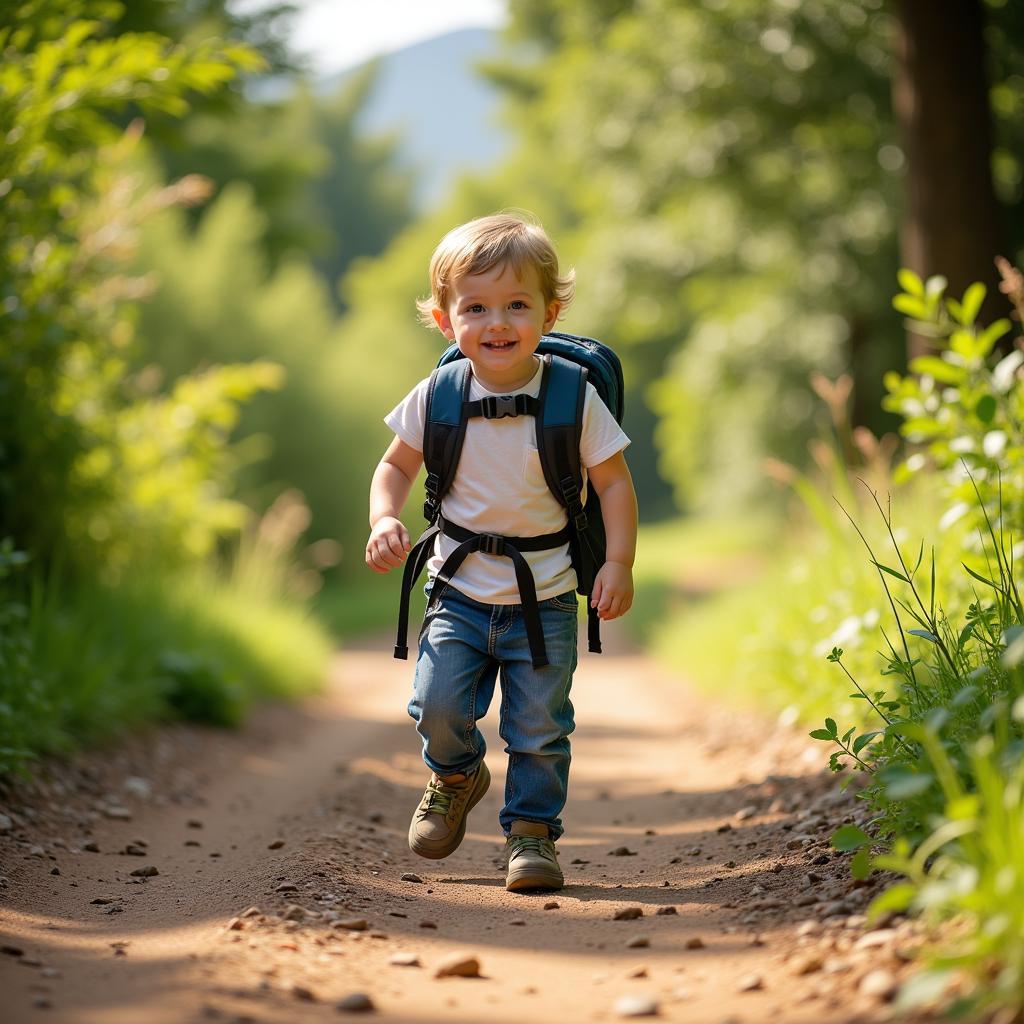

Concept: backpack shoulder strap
[[536, 353, 587, 526], [422, 360, 472, 522]]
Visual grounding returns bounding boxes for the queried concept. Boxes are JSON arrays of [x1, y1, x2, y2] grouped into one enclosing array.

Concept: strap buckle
[[482, 395, 517, 419], [478, 534, 505, 555]]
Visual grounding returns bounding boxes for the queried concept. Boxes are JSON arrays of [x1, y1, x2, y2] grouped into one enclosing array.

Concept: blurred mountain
[[320, 28, 507, 210]]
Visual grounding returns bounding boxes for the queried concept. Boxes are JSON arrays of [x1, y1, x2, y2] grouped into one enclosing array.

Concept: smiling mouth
[[483, 340, 517, 350]]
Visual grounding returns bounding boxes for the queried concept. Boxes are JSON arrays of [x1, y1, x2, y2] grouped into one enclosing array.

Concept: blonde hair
[[416, 213, 575, 328]]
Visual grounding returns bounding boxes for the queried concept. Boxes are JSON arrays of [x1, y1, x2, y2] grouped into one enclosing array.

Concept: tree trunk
[[893, 0, 1004, 357]]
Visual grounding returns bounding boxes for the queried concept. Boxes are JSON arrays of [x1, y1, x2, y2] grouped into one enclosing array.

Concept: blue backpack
[[393, 331, 624, 669]]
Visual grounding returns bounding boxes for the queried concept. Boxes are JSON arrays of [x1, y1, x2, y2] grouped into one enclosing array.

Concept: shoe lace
[[509, 835, 556, 861], [423, 778, 459, 816]]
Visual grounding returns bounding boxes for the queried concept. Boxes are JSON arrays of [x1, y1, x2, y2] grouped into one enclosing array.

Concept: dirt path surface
[[1, 623, 922, 1023]]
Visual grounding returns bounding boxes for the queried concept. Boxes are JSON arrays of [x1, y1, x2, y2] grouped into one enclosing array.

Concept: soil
[[0, 621, 928, 1023]]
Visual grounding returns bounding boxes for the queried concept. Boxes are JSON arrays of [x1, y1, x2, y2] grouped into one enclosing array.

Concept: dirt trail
[[1, 622, 919, 1023]]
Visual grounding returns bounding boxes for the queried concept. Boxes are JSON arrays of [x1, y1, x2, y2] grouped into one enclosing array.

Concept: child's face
[[432, 262, 560, 389]]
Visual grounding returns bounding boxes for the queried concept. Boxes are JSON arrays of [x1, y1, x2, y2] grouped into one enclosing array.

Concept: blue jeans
[[408, 582, 578, 840]]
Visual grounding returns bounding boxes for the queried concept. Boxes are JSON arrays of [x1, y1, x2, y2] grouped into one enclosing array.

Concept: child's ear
[[432, 307, 456, 340], [543, 300, 561, 333]]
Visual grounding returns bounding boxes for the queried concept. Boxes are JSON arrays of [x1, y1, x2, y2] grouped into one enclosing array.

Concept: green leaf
[[908, 355, 966, 385], [893, 294, 928, 319], [809, 729, 834, 741], [850, 846, 873, 880], [832, 825, 871, 852], [868, 883, 917, 917], [1002, 626, 1024, 669], [852, 731, 881, 754], [962, 563, 999, 590], [896, 268, 924, 297], [978, 318, 1012, 354], [884, 772, 933, 799], [872, 560, 910, 583], [907, 628, 940, 644], [825, 717, 837, 737], [975, 394, 997, 424], [959, 282, 986, 326]]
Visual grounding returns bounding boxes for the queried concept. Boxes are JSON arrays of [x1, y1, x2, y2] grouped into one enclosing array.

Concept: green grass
[[0, 558, 334, 778]]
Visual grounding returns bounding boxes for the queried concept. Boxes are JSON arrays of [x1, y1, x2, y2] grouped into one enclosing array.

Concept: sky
[[277, 0, 508, 77]]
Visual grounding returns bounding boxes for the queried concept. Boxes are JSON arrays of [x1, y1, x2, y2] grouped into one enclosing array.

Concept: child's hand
[[365, 516, 411, 574], [590, 561, 634, 620]]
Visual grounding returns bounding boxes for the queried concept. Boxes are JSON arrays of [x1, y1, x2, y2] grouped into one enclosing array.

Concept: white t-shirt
[[385, 357, 630, 604]]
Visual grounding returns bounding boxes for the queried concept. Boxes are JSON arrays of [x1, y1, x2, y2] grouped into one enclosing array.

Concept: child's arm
[[586, 451, 638, 620], [365, 436, 424, 574]]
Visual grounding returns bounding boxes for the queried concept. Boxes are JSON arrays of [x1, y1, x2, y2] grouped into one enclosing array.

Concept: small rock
[[124, 845, 146, 856], [336, 992, 375, 1013], [419, 920, 438, 929], [283, 905, 306, 922], [123, 777, 151, 798], [626, 966, 648, 978], [509, 919, 526, 926], [32, 997, 52, 1010], [29, 845, 45, 856], [129, 866, 159, 878], [858, 968, 898, 1000], [684, 937, 705, 950], [292, 984, 316, 1002], [187, 819, 203, 829], [738, 973, 764, 992], [614, 994, 659, 1017], [389, 952, 420, 967], [724, 860, 737, 869], [241, 906, 262, 918], [226, 918, 245, 931], [543, 901, 559, 910], [50, 867, 60, 876], [1, 944, 24, 957], [267, 839, 285, 850], [716, 823, 733, 833], [82, 842, 100, 853], [613, 907, 643, 921], [655, 906, 677, 916], [400, 872, 424, 883], [334, 919, 368, 932], [854, 928, 898, 950], [792, 954, 824, 975], [434, 953, 481, 978], [275, 883, 298, 893], [609, 846, 638, 857], [0, 814, 11, 832], [103, 806, 132, 821], [735, 805, 758, 820], [626, 936, 650, 948]]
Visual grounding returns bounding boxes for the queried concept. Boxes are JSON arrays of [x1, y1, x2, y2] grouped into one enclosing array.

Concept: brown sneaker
[[504, 819, 563, 892], [408, 761, 491, 860]]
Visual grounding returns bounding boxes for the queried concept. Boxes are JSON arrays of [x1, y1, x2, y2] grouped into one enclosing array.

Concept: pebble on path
[[434, 953, 481, 979], [129, 866, 158, 877], [337, 992, 375, 1013], [543, 901, 559, 910], [400, 872, 424, 883], [613, 907, 643, 921], [334, 919, 368, 932], [614, 994, 660, 1017], [267, 839, 285, 850], [858, 969, 898, 1001], [626, 936, 650, 949], [738, 973, 764, 992], [609, 846, 638, 856], [389, 952, 420, 967], [655, 906, 677, 916], [292, 984, 317, 1001], [684, 937, 705, 949]]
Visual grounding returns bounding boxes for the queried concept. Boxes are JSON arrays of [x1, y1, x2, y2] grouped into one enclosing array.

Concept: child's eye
[[509, 300, 528, 310], [464, 303, 485, 314]]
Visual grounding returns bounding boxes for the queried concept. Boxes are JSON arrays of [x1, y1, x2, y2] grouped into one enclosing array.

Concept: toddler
[[365, 213, 637, 891]]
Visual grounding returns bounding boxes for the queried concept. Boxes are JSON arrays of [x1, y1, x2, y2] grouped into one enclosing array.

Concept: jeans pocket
[[547, 591, 579, 613]]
